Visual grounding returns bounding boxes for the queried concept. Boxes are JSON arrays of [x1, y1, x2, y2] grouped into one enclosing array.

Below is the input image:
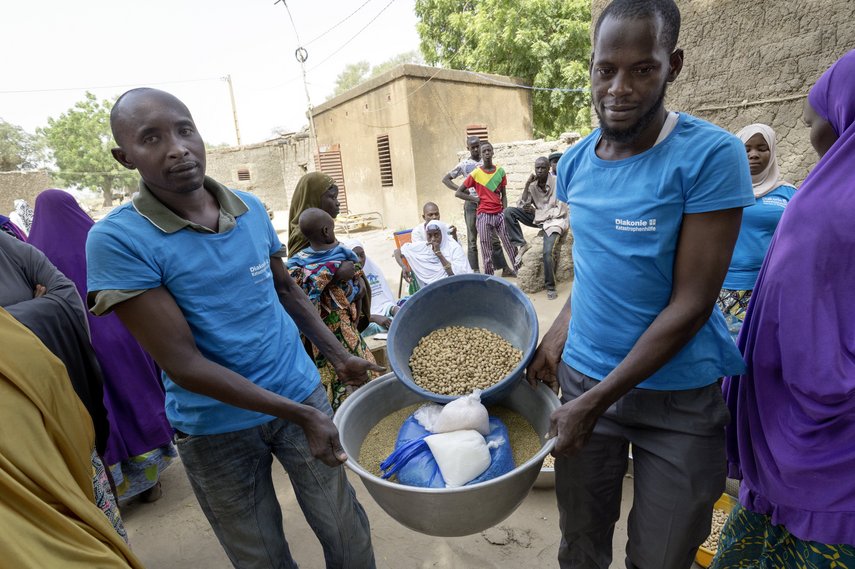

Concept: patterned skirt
[[711, 503, 855, 568], [110, 443, 177, 501], [717, 289, 753, 341]]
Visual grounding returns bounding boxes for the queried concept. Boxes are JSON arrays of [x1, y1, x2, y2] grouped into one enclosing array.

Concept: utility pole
[[223, 74, 241, 146]]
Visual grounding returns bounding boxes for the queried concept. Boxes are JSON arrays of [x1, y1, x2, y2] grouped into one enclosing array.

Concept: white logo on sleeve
[[615, 218, 657, 232]]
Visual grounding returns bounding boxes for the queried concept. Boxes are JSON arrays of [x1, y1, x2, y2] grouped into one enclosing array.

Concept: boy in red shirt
[[456, 142, 518, 275]]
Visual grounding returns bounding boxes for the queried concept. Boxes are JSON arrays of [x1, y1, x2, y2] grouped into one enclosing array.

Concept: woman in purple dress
[[28, 189, 176, 503], [713, 50, 855, 566]]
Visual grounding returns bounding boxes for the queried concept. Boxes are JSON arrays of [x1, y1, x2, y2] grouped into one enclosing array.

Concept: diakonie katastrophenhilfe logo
[[249, 259, 271, 280], [615, 218, 657, 232]]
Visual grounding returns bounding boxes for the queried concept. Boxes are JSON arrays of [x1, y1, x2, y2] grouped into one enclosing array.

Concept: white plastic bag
[[424, 430, 491, 487], [413, 403, 443, 432], [433, 389, 490, 435]]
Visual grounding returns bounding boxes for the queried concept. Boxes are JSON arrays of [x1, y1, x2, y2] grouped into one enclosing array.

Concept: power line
[[307, 0, 397, 72], [302, 0, 375, 47]]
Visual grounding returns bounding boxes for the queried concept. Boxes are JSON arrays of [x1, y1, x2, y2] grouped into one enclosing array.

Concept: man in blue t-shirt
[[525, 2, 754, 567], [87, 88, 381, 568]]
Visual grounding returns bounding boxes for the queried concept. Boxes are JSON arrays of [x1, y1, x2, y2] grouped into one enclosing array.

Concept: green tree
[[38, 92, 137, 207], [415, 0, 592, 137], [332, 61, 371, 97], [0, 119, 42, 171], [369, 50, 424, 78], [330, 51, 424, 98]]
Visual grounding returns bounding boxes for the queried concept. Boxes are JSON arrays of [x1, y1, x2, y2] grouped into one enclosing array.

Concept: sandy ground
[[124, 220, 701, 568]]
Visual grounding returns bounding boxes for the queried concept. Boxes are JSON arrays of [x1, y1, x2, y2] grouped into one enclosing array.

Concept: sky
[[1, 0, 421, 147]]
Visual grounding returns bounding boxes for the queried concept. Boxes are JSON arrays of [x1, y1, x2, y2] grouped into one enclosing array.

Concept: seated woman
[[395, 220, 472, 287], [287, 208, 377, 410], [343, 238, 403, 337], [0, 308, 143, 568], [716, 124, 796, 340]]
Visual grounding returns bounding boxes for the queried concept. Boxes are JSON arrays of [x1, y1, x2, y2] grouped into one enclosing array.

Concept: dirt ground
[[123, 221, 700, 568]]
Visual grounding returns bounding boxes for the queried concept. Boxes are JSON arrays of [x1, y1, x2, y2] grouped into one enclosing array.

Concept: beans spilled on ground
[[409, 326, 523, 396]]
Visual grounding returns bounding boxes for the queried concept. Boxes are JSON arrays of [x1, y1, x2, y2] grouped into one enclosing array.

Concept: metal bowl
[[387, 274, 539, 405], [335, 373, 559, 537]]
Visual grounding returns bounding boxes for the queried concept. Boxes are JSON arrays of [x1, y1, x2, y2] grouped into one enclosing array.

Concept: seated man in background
[[412, 202, 457, 243], [504, 156, 568, 299]]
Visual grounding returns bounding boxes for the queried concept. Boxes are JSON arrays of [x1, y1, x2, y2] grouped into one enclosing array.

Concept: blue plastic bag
[[380, 414, 515, 488]]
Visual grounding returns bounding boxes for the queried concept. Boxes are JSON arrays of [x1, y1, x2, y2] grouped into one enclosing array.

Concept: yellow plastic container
[[695, 493, 737, 568]]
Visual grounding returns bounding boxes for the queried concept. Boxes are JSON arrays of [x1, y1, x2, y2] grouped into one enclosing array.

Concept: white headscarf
[[401, 220, 472, 286], [736, 124, 792, 199]]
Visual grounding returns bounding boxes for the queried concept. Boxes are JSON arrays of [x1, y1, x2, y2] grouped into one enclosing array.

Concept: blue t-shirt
[[556, 114, 755, 390], [86, 190, 320, 435], [723, 184, 797, 290]]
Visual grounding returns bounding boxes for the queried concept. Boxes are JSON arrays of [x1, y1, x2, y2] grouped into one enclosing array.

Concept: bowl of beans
[[386, 274, 539, 405]]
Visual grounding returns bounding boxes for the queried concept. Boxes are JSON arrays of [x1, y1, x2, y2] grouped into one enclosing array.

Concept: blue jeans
[[176, 385, 375, 569]]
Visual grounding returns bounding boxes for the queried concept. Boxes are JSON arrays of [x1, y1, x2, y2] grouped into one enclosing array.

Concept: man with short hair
[[87, 87, 380, 569], [411, 202, 456, 243], [504, 156, 568, 299], [442, 135, 509, 275], [526, 1, 754, 567]]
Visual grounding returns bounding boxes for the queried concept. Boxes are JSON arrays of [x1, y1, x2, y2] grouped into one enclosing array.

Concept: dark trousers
[[504, 207, 560, 290], [555, 364, 728, 569], [464, 200, 507, 272]]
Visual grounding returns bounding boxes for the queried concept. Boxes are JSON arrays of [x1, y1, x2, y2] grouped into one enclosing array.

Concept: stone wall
[[0, 170, 54, 215], [205, 133, 312, 212], [591, 0, 855, 184]]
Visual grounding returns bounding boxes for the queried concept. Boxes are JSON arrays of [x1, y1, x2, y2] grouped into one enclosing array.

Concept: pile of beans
[[409, 326, 523, 396], [701, 508, 729, 553], [542, 454, 555, 469]]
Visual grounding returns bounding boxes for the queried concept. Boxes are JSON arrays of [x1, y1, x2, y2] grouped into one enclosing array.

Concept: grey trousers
[[555, 364, 729, 569]]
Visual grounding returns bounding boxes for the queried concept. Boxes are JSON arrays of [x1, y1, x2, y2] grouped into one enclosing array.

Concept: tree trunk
[[102, 179, 113, 208]]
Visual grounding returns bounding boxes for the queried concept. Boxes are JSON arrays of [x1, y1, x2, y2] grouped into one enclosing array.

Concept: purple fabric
[[0, 214, 27, 242], [723, 50, 855, 545], [28, 190, 173, 465]]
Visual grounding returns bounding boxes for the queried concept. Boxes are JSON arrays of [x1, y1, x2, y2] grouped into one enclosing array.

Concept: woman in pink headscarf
[[712, 50, 855, 566]]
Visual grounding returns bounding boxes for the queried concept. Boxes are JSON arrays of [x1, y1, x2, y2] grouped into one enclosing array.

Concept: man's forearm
[[442, 175, 458, 191], [169, 354, 317, 424]]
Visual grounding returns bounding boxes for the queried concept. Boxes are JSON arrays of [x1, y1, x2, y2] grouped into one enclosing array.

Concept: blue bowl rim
[[386, 273, 540, 404]]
